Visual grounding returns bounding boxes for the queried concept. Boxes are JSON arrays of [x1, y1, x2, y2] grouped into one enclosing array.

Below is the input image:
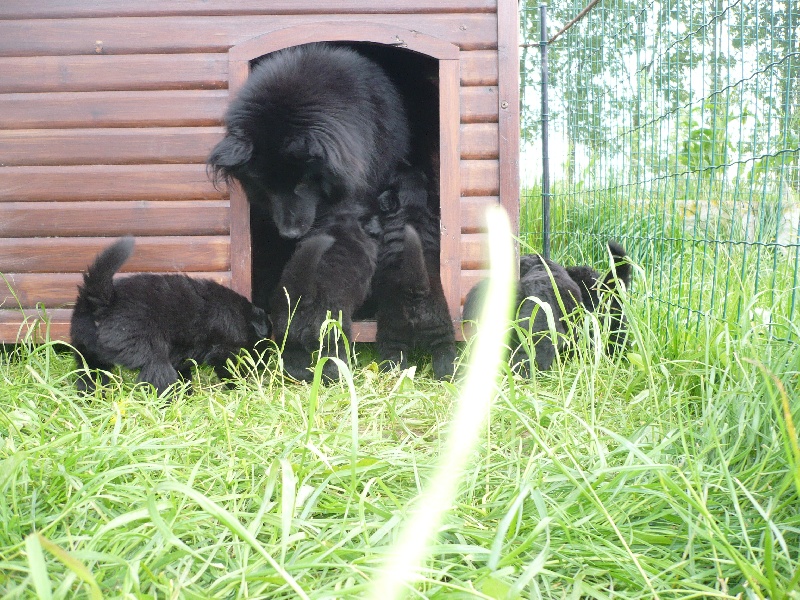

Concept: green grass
[[1, 258, 798, 598], [520, 182, 800, 342]]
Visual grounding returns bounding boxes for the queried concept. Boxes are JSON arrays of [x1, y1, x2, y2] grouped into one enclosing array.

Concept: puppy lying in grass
[[463, 241, 632, 374], [70, 237, 270, 395]]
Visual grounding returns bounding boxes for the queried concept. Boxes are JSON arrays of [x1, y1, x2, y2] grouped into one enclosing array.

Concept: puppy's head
[[564, 265, 601, 311], [378, 165, 429, 214], [248, 305, 272, 348]]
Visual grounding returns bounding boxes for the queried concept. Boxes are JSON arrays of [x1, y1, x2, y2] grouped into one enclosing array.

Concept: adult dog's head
[[209, 126, 343, 239], [208, 43, 410, 239]]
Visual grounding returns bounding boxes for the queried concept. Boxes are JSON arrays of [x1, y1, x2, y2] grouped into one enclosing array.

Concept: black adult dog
[[207, 42, 410, 240], [206, 43, 409, 378], [70, 237, 270, 395], [371, 166, 456, 380], [271, 212, 378, 382], [463, 241, 632, 373]]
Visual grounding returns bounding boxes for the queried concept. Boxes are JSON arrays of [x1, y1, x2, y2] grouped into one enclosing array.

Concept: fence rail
[[520, 0, 800, 340]]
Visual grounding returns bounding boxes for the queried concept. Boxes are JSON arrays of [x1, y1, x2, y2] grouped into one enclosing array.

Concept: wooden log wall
[[0, 0, 518, 342]]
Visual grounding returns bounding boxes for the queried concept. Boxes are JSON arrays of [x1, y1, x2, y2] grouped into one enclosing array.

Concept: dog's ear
[[208, 134, 253, 169]]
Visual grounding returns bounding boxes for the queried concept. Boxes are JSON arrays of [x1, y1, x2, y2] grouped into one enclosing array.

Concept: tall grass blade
[[367, 205, 515, 600]]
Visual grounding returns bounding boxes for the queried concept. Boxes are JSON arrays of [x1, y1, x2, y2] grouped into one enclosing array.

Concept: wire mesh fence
[[520, 0, 800, 341]]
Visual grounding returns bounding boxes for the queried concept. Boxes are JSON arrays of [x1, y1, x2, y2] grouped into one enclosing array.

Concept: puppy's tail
[[602, 240, 632, 292], [402, 225, 431, 298], [79, 236, 135, 311]]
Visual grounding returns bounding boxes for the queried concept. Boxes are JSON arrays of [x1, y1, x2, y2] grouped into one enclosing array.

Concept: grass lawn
[[1, 249, 799, 598]]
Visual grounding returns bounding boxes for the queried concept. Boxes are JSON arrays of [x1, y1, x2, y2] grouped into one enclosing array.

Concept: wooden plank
[[460, 196, 498, 233], [0, 308, 72, 343], [497, 0, 520, 242], [0, 165, 224, 202], [228, 59, 252, 300], [438, 58, 462, 322], [461, 160, 499, 196], [0, 308, 381, 344], [460, 269, 488, 305], [231, 22, 460, 62], [0, 14, 498, 57], [460, 232, 489, 270], [1, 271, 231, 309], [0, 54, 228, 94], [460, 50, 498, 86], [0, 90, 228, 129], [0, 1, 497, 19], [0, 236, 230, 273], [461, 86, 498, 123], [0, 127, 223, 166], [0, 201, 230, 237], [0, 51, 496, 94], [461, 123, 498, 159]]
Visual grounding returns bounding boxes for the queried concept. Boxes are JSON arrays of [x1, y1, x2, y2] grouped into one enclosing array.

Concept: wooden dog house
[[0, 1, 519, 343]]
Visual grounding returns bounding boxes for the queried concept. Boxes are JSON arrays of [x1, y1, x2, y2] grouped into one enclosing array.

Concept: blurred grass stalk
[[367, 205, 515, 600]]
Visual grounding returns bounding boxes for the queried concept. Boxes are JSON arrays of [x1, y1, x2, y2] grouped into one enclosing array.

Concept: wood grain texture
[[459, 233, 489, 270], [230, 22, 461, 61], [0, 54, 229, 93], [460, 123, 498, 159], [0, 165, 223, 202], [0, 127, 223, 166], [227, 58, 252, 299], [0, 90, 227, 129], [0, 309, 382, 344], [460, 86, 498, 123], [0, 201, 230, 237], [460, 196, 498, 232], [0, 308, 72, 343], [0, 236, 230, 273], [460, 50, 498, 85], [460, 269, 488, 304], [0, 14, 497, 57], [0, 271, 231, 309], [0, 1, 497, 19], [496, 0, 520, 242], [437, 58, 462, 322], [1, 88, 493, 129], [0, 51, 496, 92], [461, 160, 499, 196]]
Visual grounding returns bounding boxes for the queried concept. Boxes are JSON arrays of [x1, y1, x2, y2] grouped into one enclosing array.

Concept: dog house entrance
[[226, 25, 462, 341]]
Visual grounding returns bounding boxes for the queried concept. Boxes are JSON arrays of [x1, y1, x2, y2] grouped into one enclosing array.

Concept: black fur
[[563, 240, 632, 354], [371, 166, 456, 379], [271, 212, 378, 382], [207, 42, 410, 240], [513, 257, 583, 372], [70, 237, 270, 395], [463, 241, 632, 373]]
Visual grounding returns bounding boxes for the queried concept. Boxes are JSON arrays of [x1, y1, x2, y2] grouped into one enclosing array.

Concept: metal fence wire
[[519, 0, 800, 341]]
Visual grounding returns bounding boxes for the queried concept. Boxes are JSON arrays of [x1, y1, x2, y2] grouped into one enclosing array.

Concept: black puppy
[[464, 241, 632, 373], [371, 166, 456, 380], [271, 212, 378, 382], [70, 237, 270, 395], [563, 240, 632, 354], [207, 42, 410, 240]]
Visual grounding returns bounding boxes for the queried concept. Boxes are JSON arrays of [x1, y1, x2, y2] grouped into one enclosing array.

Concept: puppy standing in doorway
[[371, 165, 457, 380]]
